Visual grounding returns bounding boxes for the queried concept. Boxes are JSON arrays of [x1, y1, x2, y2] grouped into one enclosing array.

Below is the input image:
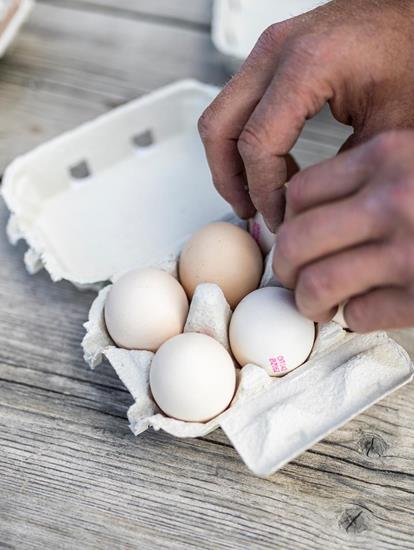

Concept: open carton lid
[[2, 80, 232, 285], [3, 79, 414, 476]]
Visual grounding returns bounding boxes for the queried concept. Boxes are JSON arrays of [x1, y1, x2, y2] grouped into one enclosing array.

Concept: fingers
[[294, 243, 405, 322], [274, 192, 386, 288], [198, 23, 291, 219], [200, 137, 254, 219], [286, 143, 371, 218], [281, 154, 301, 222], [285, 153, 300, 180], [237, 54, 332, 230], [345, 287, 414, 332]]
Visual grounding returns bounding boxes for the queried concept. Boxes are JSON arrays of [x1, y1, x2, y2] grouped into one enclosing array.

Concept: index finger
[[238, 37, 334, 230], [198, 22, 293, 219]]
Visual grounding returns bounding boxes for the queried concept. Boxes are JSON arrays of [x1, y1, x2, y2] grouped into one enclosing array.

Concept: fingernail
[[233, 203, 256, 220]]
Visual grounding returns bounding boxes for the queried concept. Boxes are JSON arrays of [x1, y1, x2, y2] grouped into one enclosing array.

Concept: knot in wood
[[358, 433, 388, 458], [338, 507, 369, 534]]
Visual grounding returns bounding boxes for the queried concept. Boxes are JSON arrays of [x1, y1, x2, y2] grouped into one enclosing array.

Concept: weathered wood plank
[[48, 0, 213, 28], [1, 352, 413, 550], [0, 1, 227, 171], [1, 366, 413, 549], [0, 1, 413, 549]]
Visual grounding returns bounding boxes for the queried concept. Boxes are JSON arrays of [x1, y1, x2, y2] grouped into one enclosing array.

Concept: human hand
[[274, 130, 414, 332], [199, 0, 414, 231]]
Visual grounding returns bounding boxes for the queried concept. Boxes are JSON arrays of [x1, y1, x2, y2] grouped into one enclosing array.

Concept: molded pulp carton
[[3, 80, 413, 476]]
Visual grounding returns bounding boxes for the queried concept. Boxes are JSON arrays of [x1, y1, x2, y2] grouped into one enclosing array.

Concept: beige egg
[[179, 222, 263, 309], [104, 268, 189, 351], [150, 333, 236, 422]]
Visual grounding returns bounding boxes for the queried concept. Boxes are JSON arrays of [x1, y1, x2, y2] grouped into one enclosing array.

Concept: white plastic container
[[2, 80, 413, 476], [212, 0, 330, 71], [0, 0, 33, 58]]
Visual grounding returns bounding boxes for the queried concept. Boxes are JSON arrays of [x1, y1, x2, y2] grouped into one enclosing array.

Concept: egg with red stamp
[[229, 287, 315, 376]]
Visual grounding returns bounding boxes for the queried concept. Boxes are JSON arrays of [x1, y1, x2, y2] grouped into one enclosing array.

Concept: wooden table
[[0, 2, 413, 548]]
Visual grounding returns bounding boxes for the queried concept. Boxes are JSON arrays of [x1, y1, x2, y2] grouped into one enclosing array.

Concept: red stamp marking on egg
[[269, 355, 287, 374], [251, 222, 261, 244]]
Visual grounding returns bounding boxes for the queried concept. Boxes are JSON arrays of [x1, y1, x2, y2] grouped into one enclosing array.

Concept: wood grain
[[0, 1, 413, 549], [0, 1, 227, 171], [51, 0, 213, 28]]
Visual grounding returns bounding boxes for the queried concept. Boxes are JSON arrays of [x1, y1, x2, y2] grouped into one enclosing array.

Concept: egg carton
[[2, 79, 413, 476], [212, 0, 330, 72], [0, 0, 33, 58]]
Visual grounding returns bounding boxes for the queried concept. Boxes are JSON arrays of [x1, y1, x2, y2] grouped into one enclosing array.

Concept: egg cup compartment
[[83, 266, 414, 476], [3, 79, 414, 476], [83, 275, 276, 438], [82, 245, 282, 437], [82, 256, 312, 439], [81, 248, 413, 472]]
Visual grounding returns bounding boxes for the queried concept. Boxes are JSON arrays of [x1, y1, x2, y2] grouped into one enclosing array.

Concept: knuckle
[[298, 266, 334, 306], [254, 23, 284, 56], [237, 124, 265, 160], [392, 240, 414, 282], [197, 107, 215, 142], [369, 131, 401, 159], [286, 176, 306, 211], [198, 100, 226, 143], [386, 178, 414, 215], [276, 225, 297, 265], [284, 33, 328, 70]]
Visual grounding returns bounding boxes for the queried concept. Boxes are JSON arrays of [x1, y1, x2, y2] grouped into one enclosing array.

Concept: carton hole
[[69, 160, 91, 180], [132, 129, 154, 148]]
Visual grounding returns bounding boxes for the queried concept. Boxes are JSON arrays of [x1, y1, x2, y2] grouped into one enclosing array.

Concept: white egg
[[249, 213, 276, 255], [229, 287, 315, 376], [150, 333, 236, 422], [104, 268, 189, 351]]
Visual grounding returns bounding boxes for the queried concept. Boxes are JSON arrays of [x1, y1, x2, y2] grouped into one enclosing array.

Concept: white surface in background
[[213, 0, 330, 67], [2, 81, 351, 285], [2, 80, 232, 284]]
